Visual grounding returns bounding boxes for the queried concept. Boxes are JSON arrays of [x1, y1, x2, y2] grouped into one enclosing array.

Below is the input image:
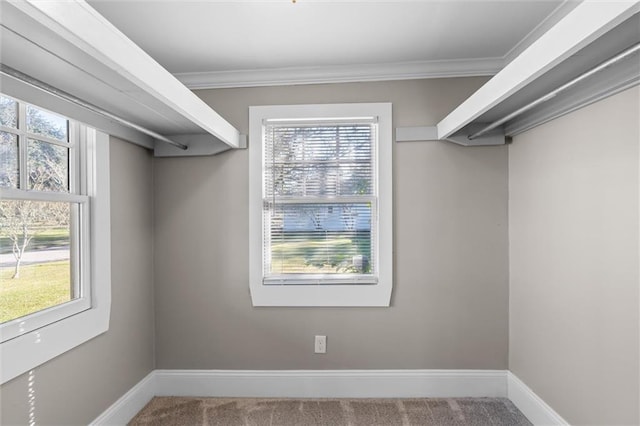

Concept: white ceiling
[[87, 0, 571, 87]]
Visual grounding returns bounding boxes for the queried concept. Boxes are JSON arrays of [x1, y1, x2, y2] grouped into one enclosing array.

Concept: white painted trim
[[91, 369, 510, 423], [502, 0, 581, 66], [0, 130, 111, 384], [175, 58, 502, 90], [154, 369, 507, 399], [437, 1, 640, 139], [507, 372, 569, 426], [396, 126, 439, 142], [95, 369, 588, 424], [90, 372, 156, 426], [0, 188, 88, 203], [140, 369, 510, 399], [9, 0, 241, 149]]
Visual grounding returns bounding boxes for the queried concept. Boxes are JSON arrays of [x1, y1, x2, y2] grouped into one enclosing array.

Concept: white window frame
[[249, 103, 393, 307], [1, 103, 91, 342], [0, 98, 111, 384]]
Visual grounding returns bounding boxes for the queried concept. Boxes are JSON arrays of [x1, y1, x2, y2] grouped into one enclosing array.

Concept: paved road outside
[[0, 247, 70, 268]]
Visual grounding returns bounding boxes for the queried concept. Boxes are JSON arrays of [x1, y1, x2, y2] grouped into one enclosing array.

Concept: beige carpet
[[129, 397, 532, 425]]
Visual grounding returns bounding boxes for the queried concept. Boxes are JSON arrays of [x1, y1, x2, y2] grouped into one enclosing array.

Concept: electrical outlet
[[314, 335, 326, 353]]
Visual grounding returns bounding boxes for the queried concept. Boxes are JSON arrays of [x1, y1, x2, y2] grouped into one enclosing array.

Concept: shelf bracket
[[445, 124, 506, 147], [154, 134, 247, 157], [395, 125, 505, 146]]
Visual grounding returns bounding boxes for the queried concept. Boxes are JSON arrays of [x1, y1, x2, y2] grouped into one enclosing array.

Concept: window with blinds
[[263, 119, 378, 285], [250, 103, 392, 306]]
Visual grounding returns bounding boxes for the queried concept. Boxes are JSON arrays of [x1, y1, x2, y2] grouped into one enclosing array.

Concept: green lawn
[[0, 261, 71, 323], [272, 237, 354, 273], [270, 232, 371, 274]]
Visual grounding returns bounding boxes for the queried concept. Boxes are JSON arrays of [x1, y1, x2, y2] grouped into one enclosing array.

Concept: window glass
[[26, 105, 68, 142], [0, 96, 17, 128], [28, 139, 69, 192], [266, 124, 373, 197], [263, 120, 376, 283], [0, 200, 74, 324], [0, 132, 19, 188], [267, 202, 373, 276]]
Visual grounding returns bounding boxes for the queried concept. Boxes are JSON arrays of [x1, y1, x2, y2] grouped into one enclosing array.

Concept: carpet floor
[[129, 397, 532, 425]]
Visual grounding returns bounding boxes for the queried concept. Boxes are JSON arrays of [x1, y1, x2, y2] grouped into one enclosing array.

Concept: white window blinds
[[262, 119, 379, 285]]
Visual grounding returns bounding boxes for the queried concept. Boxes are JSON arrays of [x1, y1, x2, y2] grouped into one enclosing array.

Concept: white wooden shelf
[[396, 1, 640, 147], [1, 0, 244, 156]]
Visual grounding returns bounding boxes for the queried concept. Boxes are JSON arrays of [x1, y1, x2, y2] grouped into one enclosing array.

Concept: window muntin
[[0, 94, 89, 343], [249, 103, 393, 307]]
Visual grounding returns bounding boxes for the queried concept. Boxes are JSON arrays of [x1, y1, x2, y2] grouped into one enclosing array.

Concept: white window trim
[[0, 114, 92, 343], [0, 129, 111, 384], [249, 103, 393, 307]]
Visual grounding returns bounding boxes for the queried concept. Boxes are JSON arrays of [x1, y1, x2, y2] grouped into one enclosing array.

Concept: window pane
[[26, 105, 68, 142], [28, 139, 69, 192], [0, 132, 19, 188], [0, 200, 75, 324], [265, 123, 374, 197], [267, 163, 372, 197], [267, 203, 373, 275], [0, 96, 18, 128]]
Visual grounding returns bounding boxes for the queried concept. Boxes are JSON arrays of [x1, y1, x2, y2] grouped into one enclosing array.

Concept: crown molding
[[169, 2, 588, 90], [174, 58, 503, 90]]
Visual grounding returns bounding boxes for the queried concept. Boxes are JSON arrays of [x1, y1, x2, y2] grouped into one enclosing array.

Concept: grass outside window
[[0, 260, 71, 323], [270, 232, 371, 274]]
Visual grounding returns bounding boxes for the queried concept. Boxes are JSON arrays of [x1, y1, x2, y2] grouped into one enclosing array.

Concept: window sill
[[250, 282, 392, 307]]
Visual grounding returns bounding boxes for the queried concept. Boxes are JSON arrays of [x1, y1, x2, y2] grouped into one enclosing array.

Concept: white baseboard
[[90, 372, 156, 426], [507, 372, 569, 426], [91, 369, 518, 425], [154, 369, 508, 399]]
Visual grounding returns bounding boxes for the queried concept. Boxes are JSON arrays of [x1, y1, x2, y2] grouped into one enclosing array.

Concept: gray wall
[[509, 87, 640, 425], [0, 137, 155, 425], [153, 78, 510, 370], [3, 78, 632, 425]]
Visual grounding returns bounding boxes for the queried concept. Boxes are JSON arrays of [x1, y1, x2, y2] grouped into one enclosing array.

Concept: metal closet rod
[[468, 42, 640, 141], [0, 64, 188, 150]]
